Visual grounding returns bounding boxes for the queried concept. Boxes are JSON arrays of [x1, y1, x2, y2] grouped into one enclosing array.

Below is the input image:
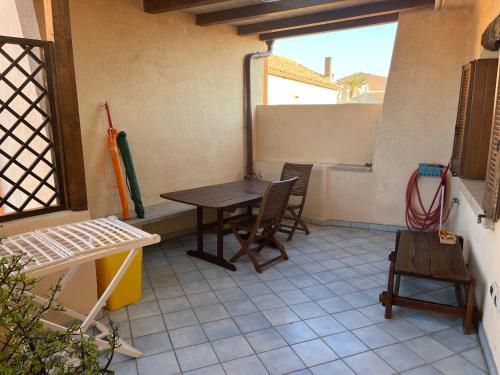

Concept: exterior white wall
[[267, 75, 338, 105], [450, 177, 500, 371], [452, 1, 500, 369]]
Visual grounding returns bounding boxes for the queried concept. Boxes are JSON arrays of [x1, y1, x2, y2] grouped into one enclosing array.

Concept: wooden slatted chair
[[279, 163, 313, 241], [230, 177, 298, 273]]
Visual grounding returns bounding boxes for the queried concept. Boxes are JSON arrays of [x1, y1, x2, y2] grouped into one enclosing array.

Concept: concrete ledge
[[303, 217, 405, 232], [330, 163, 373, 172], [459, 179, 484, 214], [456, 178, 494, 230], [120, 201, 195, 229], [117, 201, 202, 241]]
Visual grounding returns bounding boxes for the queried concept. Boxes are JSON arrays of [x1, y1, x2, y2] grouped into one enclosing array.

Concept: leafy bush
[[0, 253, 118, 374]]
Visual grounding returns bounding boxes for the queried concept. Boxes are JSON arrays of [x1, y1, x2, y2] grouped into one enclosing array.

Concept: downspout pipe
[[244, 40, 274, 178]]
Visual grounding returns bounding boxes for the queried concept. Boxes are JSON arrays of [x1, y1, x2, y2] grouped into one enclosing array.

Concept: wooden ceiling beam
[[259, 13, 399, 40], [196, 0, 344, 26], [144, 0, 233, 13], [238, 0, 434, 35]]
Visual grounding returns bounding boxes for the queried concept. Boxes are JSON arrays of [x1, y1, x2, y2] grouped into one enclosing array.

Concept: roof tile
[[267, 55, 342, 91]]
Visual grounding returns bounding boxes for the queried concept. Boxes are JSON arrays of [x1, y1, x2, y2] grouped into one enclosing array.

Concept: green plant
[[343, 73, 367, 100], [0, 253, 119, 374], [245, 171, 263, 181]]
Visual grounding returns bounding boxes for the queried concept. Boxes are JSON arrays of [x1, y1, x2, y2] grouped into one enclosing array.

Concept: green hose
[[117, 131, 145, 218]]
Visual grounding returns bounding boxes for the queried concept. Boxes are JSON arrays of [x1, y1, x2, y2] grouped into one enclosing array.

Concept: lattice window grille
[[0, 37, 64, 219]]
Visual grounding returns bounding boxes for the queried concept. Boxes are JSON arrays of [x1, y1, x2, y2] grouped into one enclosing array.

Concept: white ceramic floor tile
[[127, 234, 488, 375]]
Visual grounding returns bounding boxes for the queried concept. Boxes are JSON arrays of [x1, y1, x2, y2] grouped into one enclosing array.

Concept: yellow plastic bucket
[[95, 248, 143, 311]]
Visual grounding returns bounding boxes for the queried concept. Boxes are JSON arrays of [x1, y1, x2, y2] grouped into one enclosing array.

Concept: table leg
[[197, 206, 204, 253], [217, 209, 224, 260], [187, 207, 236, 271]]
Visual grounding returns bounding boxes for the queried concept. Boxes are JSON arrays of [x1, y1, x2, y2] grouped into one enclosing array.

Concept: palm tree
[[343, 73, 367, 101]]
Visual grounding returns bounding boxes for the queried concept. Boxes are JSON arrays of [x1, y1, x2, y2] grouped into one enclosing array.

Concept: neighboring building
[[266, 55, 342, 105], [336, 72, 387, 103]]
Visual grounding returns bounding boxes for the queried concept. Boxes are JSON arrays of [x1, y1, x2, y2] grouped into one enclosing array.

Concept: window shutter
[[451, 63, 472, 175], [483, 63, 500, 222]]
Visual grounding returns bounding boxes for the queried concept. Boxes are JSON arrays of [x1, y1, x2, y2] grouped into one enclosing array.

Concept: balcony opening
[[265, 22, 398, 105]]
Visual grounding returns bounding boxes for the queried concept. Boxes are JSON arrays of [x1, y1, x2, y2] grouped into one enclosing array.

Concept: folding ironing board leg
[[28, 249, 139, 332], [28, 252, 143, 358], [53, 265, 80, 299], [33, 294, 142, 358], [81, 248, 140, 331], [41, 319, 142, 358], [33, 248, 142, 358]]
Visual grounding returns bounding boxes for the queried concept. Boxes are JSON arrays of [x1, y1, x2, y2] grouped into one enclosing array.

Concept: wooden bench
[[379, 230, 480, 333], [120, 202, 196, 238]]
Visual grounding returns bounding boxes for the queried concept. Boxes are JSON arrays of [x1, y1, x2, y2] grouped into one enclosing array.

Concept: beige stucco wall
[[319, 4, 475, 225], [449, 0, 500, 370], [257, 2, 500, 370], [69, 0, 265, 220], [451, 178, 500, 371], [256, 5, 474, 224], [255, 104, 381, 164], [372, 5, 475, 222]]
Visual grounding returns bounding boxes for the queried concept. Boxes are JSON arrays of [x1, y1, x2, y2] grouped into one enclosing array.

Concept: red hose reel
[[405, 163, 452, 232]]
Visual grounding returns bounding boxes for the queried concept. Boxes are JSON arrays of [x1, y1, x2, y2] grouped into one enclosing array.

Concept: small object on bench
[[439, 229, 457, 245], [379, 230, 480, 334]]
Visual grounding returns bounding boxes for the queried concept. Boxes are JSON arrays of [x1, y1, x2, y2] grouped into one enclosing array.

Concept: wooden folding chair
[[230, 178, 297, 273], [279, 163, 313, 241]]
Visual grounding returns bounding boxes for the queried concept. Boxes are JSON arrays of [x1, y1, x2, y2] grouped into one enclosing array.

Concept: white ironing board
[[0, 216, 161, 358]]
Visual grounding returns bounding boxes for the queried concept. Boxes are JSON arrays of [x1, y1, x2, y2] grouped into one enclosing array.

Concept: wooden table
[[379, 230, 479, 333], [161, 180, 269, 271]]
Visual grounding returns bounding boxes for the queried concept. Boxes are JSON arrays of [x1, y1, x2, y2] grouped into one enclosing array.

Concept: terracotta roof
[[336, 72, 387, 91], [267, 55, 342, 91]]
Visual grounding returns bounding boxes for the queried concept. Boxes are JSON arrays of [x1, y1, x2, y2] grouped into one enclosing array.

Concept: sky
[[273, 22, 399, 79]]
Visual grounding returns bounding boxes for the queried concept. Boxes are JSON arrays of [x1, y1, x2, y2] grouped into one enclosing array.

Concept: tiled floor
[[102, 225, 490, 375]]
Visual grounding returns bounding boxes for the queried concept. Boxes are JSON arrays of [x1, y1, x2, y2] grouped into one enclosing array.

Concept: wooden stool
[[379, 230, 480, 333]]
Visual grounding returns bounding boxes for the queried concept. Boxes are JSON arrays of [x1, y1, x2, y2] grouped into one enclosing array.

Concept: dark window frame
[[0, 35, 67, 222], [0, 0, 88, 223]]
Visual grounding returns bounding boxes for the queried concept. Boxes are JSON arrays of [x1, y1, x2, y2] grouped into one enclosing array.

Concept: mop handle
[[439, 185, 444, 232]]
